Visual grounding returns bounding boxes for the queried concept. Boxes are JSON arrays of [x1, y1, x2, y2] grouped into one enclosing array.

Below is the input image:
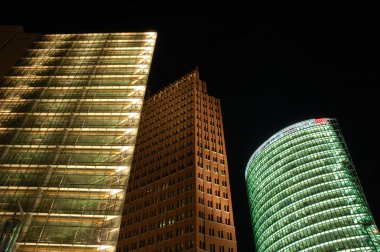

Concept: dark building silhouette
[[118, 70, 237, 252], [0, 26, 38, 77]]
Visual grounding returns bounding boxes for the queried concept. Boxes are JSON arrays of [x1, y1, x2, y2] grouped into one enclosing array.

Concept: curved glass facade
[[245, 118, 380, 252]]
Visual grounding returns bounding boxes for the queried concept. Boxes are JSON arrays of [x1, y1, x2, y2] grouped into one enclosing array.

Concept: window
[[207, 200, 213, 208], [216, 203, 221, 210], [227, 232, 233, 240], [199, 241, 206, 250], [218, 230, 224, 238], [199, 211, 204, 219], [209, 244, 216, 252], [209, 228, 214, 236]]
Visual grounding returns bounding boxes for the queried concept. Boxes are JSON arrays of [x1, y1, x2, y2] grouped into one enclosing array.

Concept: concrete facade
[[117, 70, 237, 252]]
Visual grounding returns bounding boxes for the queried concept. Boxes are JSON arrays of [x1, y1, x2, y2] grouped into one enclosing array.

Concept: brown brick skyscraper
[[117, 69, 237, 252]]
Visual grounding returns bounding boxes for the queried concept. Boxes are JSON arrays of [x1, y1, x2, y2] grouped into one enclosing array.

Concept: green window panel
[[245, 118, 380, 252]]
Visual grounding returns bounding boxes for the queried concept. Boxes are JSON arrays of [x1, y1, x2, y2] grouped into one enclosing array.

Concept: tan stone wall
[[118, 69, 237, 252]]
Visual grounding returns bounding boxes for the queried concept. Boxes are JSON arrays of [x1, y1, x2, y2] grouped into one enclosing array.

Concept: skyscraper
[[245, 118, 380, 252], [0, 29, 156, 251], [117, 70, 237, 252]]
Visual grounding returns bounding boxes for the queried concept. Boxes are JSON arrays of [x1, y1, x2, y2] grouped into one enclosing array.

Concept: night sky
[[2, 5, 379, 251]]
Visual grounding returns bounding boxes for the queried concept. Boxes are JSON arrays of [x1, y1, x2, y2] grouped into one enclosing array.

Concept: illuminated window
[[245, 119, 380, 252]]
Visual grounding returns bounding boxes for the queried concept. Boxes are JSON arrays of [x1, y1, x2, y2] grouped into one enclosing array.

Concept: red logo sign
[[315, 118, 328, 124]]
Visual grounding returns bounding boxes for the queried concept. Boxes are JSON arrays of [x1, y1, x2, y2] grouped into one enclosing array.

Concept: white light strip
[[253, 162, 341, 203], [16, 243, 115, 250], [1, 112, 139, 116], [253, 169, 348, 213], [41, 32, 153, 36], [0, 127, 137, 132], [13, 64, 149, 69], [27, 46, 154, 51], [1, 145, 133, 150], [0, 86, 145, 90], [245, 118, 336, 178], [297, 235, 367, 252], [256, 192, 360, 239], [254, 192, 356, 229], [35, 39, 152, 43], [4, 74, 147, 79], [21, 55, 151, 59], [0, 164, 129, 170], [250, 138, 340, 185], [0, 211, 119, 221], [337, 248, 372, 252], [0, 186, 123, 194], [263, 216, 366, 250], [0, 98, 143, 102]]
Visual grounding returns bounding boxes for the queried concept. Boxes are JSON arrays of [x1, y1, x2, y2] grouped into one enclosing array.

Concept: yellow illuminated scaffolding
[[0, 32, 156, 252]]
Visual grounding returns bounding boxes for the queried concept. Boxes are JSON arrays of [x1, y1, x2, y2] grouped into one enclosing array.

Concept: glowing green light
[[245, 119, 380, 252]]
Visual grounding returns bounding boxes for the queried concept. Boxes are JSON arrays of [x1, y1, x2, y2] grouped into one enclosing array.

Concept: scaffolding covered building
[[0, 28, 156, 251]]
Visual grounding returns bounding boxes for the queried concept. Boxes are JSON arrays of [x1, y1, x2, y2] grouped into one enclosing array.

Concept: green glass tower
[[245, 118, 380, 252], [0, 32, 156, 251]]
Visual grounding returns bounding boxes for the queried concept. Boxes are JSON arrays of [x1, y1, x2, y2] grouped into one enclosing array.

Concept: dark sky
[[2, 4, 380, 251]]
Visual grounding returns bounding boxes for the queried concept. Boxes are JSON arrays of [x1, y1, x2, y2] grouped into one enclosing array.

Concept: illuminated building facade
[[0, 30, 156, 251], [117, 70, 237, 252], [245, 118, 380, 252]]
